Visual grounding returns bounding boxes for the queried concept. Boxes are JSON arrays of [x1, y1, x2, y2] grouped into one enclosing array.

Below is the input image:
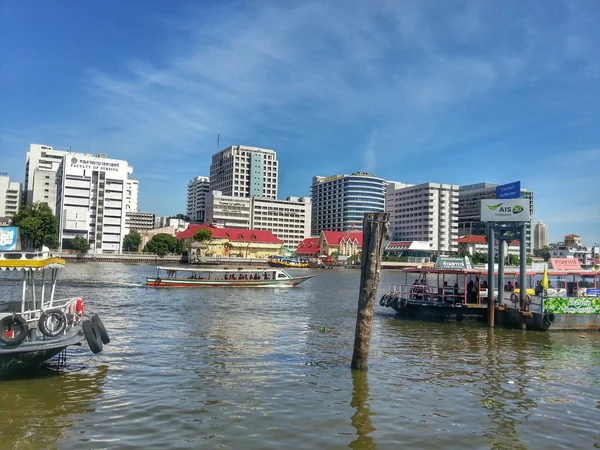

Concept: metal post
[[519, 222, 527, 312], [498, 236, 505, 310], [487, 224, 495, 327]]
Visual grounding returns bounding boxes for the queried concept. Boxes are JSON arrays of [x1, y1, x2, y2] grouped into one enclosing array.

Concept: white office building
[[23, 144, 69, 214], [187, 176, 210, 222], [209, 145, 278, 199], [125, 211, 155, 231], [311, 172, 386, 235], [0, 175, 22, 226], [533, 221, 548, 250], [56, 152, 133, 253], [125, 179, 139, 212], [251, 196, 311, 249], [386, 181, 459, 254], [206, 192, 311, 248]]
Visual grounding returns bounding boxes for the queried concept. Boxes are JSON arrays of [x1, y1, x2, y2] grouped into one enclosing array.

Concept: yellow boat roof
[[0, 255, 66, 271]]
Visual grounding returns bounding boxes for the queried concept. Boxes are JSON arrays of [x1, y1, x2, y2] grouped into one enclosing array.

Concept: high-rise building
[[0, 175, 22, 226], [23, 144, 69, 213], [209, 145, 278, 199], [125, 211, 155, 231], [125, 179, 139, 212], [386, 181, 459, 254], [187, 176, 210, 222], [55, 152, 134, 253], [310, 172, 386, 235], [458, 182, 534, 253], [533, 221, 548, 250], [205, 191, 311, 248]]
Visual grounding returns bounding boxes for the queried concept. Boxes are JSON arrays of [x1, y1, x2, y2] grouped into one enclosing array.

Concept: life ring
[[154, 277, 162, 286], [0, 315, 29, 345], [384, 294, 395, 307], [38, 310, 67, 337], [82, 320, 103, 354], [510, 293, 519, 304], [91, 314, 110, 344], [379, 294, 388, 306], [543, 311, 556, 325]]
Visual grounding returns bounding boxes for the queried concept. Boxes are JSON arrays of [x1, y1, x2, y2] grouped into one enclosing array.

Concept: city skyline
[[2, 1, 599, 245]]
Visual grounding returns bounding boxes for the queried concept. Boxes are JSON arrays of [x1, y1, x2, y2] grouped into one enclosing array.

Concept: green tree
[[143, 233, 180, 257], [71, 236, 91, 254], [533, 246, 551, 261], [123, 230, 142, 252], [11, 202, 59, 249], [193, 228, 212, 245]]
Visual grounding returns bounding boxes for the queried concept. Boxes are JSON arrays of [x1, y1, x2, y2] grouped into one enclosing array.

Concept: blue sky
[[1, 0, 598, 245]]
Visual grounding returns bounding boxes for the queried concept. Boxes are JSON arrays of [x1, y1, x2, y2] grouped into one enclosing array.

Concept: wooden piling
[[351, 212, 389, 371]]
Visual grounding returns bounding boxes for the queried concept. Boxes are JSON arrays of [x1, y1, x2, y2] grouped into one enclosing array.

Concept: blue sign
[[496, 181, 521, 199], [587, 288, 600, 296], [0, 227, 19, 251]]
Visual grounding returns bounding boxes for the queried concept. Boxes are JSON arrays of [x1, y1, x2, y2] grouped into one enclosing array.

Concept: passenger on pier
[[467, 279, 476, 303], [505, 281, 514, 291], [481, 280, 488, 290], [535, 281, 543, 296], [514, 281, 520, 290]]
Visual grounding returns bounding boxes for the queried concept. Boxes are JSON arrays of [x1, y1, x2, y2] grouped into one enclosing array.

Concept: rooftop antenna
[[217, 133, 220, 151]]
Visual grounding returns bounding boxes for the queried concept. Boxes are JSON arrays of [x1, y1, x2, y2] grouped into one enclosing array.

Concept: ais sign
[[480, 199, 531, 222], [0, 226, 18, 251]]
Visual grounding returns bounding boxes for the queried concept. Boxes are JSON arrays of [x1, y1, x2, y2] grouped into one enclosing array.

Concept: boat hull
[[146, 275, 314, 288], [267, 261, 309, 269]]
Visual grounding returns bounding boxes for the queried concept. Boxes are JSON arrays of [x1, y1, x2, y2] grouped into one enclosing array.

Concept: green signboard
[[544, 297, 600, 314]]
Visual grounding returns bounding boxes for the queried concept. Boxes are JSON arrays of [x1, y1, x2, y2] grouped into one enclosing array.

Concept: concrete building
[[251, 196, 311, 249], [186, 176, 210, 222], [154, 217, 190, 232], [55, 152, 133, 253], [311, 172, 386, 235], [563, 233, 581, 247], [23, 144, 69, 213], [125, 211, 155, 231], [209, 145, 278, 199], [0, 175, 22, 226], [125, 179, 139, 212], [533, 221, 548, 250], [458, 182, 534, 253], [386, 181, 459, 254], [206, 192, 311, 248], [457, 235, 521, 257]]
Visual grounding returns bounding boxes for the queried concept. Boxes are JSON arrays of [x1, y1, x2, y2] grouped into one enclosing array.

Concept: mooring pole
[[486, 224, 495, 327], [497, 237, 505, 312], [519, 222, 527, 312], [351, 212, 389, 371]]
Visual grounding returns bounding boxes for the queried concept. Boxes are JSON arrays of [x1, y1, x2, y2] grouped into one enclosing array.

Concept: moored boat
[[147, 266, 314, 287], [0, 248, 110, 377], [267, 255, 309, 268]]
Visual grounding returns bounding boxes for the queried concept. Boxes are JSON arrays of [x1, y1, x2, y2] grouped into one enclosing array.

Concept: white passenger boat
[[147, 266, 314, 288]]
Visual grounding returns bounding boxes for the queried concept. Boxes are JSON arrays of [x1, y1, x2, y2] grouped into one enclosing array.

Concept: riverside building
[[23, 144, 69, 214], [55, 152, 134, 253], [310, 172, 386, 235], [209, 145, 278, 199], [385, 181, 459, 254], [0, 174, 22, 226], [458, 182, 534, 253], [533, 221, 548, 250], [186, 176, 210, 222]]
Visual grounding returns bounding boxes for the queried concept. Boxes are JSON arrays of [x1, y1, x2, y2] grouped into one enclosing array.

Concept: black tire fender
[[155, 277, 162, 286], [38, 310, 67, 338], [384, 294, 395, 307], [543, 311, 556, 325], [379, 294, 388, 306], [82, 320, 103, 354], [0, 315, 29, 345], [91, 314, 110, 344], [399, 298, 408, 308], [390, 297, 399, 309]]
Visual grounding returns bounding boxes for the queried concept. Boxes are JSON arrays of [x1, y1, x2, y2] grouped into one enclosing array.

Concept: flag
[[540, 266, 549, 290]]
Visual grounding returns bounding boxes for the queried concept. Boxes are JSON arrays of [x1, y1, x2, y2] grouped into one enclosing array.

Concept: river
[[1, 263, 599, 449]]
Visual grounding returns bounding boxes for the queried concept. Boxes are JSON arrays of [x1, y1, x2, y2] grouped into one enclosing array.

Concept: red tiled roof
[[295, 237, 320, 255], [564, 234, 580, 238], [457, 235, 520, 246], [322, 231, 363, 246], [176, 225, 283, 244]]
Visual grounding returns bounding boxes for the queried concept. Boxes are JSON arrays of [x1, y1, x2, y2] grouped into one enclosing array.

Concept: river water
[[1, 263, 599, 449]]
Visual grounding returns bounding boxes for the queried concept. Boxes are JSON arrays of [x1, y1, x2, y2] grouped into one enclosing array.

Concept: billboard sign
[[544, 297, 600, 314], [549, 258, 582, 270], [435, 256, 473, 270], [480, 199, 531, 222], [496, 181, 521, 199], [0, 226, 18, 251]]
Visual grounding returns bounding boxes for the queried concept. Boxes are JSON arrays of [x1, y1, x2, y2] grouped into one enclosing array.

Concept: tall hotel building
[[55, 153, 134, 253], [310, 173, 386, 235], [386, 181, 459, 254], [209, 145, 278, 199], [533, 221, 548, 250], [23, 144, 69, 214], [187, 176, 210, 222], [458, 182, 534, 253], [0, 175, 22, 226]]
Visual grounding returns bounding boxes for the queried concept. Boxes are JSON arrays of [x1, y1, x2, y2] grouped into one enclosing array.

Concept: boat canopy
[[156, 266, 273, 273], [0, 255, 66, 271]]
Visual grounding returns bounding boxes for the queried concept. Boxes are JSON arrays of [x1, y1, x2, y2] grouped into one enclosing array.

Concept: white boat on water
[[0, 248, 110, 376], [147, 266, 314, 288]]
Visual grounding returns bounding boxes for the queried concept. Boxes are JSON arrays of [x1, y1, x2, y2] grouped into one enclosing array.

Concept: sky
[[1, 0, 599, 245]]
